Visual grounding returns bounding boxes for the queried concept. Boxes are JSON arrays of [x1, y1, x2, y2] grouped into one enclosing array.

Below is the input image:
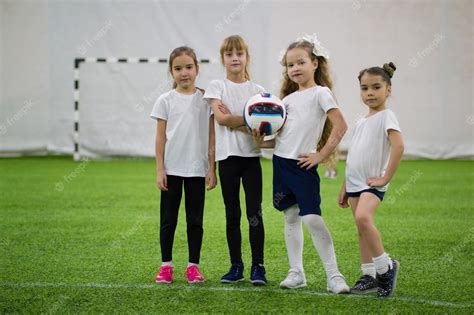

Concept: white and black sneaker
[[376, 259, 400, 297], [350, 275, 378, 295]]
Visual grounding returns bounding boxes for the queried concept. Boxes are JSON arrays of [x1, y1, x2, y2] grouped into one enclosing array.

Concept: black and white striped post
[[73, 57, 211, 161]]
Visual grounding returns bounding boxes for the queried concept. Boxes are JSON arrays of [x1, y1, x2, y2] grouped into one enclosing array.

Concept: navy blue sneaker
[[250, 264, 267, 286], [350, 275, 378, 295], [376, 259, 400, 297], [221, 261, 244, 283]]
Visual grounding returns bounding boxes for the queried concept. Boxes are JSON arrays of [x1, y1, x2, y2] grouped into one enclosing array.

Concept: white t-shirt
[[274, 86, 338, 160], [203, 79, 265, 161], [150, 89, 211, 177], [345, 109, 401, 192]]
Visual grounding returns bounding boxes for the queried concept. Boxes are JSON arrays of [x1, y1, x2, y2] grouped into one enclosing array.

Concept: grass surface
[[0, 157, 473, 314]]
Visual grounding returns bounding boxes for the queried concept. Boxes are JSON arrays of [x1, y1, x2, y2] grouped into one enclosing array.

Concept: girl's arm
[[368, 129, 404, 187], [209, 99, 245, 128], [232, 126, 251, 134], [207, 116, 217, 190], [155, 119, 168, 191], [338, 179, 349, 208], [251, 129, 275, 148], [298, 108, 347, 170]]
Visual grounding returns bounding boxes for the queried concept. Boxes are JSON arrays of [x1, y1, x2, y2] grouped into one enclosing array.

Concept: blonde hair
[[220, 35, 251, 80], [168, 46, 199, 89], [279, 40, 335, 159]]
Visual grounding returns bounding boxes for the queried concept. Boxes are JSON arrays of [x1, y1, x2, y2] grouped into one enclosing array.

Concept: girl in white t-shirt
[[255, 34, 350, 293], [151, 46, 217, 284], [338, 62, 404, 298], [203, 35, 267, 285]]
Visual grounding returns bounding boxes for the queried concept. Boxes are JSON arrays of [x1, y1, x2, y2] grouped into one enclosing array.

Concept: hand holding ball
[[243, 93, 287, 136]]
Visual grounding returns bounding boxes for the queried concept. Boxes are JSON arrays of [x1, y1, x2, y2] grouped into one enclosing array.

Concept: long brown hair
[[279, 40, 335, 157], [168, 46, 199, 89], [220, 35, 251, 80]]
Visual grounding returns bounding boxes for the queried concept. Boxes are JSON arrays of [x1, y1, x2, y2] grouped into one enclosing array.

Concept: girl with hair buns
[[255, 34, 350, 293], [338, 62, 404, 297]]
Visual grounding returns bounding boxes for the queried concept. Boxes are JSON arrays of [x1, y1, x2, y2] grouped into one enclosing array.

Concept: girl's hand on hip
[[367, 177, 388, 188], [297, 152, 322, 170]]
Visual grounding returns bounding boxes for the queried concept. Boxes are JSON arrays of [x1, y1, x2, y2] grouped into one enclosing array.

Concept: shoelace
[[287, 269, 301, 278], [158, 267, 172, 277], [187, 266, 201, 277], [355, 275, 372, 285], [232, 264, 243, 275], [251, 265, 263, 277], [330, 275, 346, 285]]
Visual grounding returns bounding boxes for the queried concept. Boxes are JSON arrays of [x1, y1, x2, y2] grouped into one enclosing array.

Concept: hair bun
[[383, 62, 396, 78]]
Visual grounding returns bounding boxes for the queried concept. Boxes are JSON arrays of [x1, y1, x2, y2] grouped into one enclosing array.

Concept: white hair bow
[[296, 33, 330, 59]]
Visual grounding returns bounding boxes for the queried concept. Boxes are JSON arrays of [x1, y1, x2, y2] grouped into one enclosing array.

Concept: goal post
[[73, 57, 221, 161]]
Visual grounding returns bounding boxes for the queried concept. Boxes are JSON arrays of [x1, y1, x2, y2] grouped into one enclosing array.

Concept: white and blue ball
[[243, 92, 287, 136]]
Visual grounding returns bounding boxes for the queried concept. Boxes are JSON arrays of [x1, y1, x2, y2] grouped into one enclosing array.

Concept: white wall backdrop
[[0, 0, 472, 159]]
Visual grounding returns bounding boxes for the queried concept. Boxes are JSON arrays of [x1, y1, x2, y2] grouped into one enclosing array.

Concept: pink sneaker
[[185, 265, 205, 283], [155, 265, 173, 283]]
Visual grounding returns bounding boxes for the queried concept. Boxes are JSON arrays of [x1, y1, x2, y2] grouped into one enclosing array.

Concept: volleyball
[[243, 92, 287, 136]]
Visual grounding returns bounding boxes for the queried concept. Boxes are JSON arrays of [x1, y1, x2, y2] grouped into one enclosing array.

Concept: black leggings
[[160, 175, 205, 264], [218, 156, 264, 265]]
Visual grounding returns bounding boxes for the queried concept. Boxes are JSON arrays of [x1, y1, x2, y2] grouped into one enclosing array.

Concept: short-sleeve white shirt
[[203, 79, 265, 161], [274, 86, 338, 160], [345, 109, 401, 192], [150, 89, 210, 177]]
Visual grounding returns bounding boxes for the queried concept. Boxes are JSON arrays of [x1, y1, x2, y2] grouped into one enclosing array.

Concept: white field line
[[1, 281, 473, 309]]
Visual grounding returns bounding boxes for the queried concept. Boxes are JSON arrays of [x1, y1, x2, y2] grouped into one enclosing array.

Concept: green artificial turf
[[0, 157, 473, 313]]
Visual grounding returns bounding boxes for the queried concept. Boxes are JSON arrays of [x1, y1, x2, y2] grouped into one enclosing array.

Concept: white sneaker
[[327, 274, 350, 294], [280, 268, 307, 289], [324, 169, 337, 179]]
